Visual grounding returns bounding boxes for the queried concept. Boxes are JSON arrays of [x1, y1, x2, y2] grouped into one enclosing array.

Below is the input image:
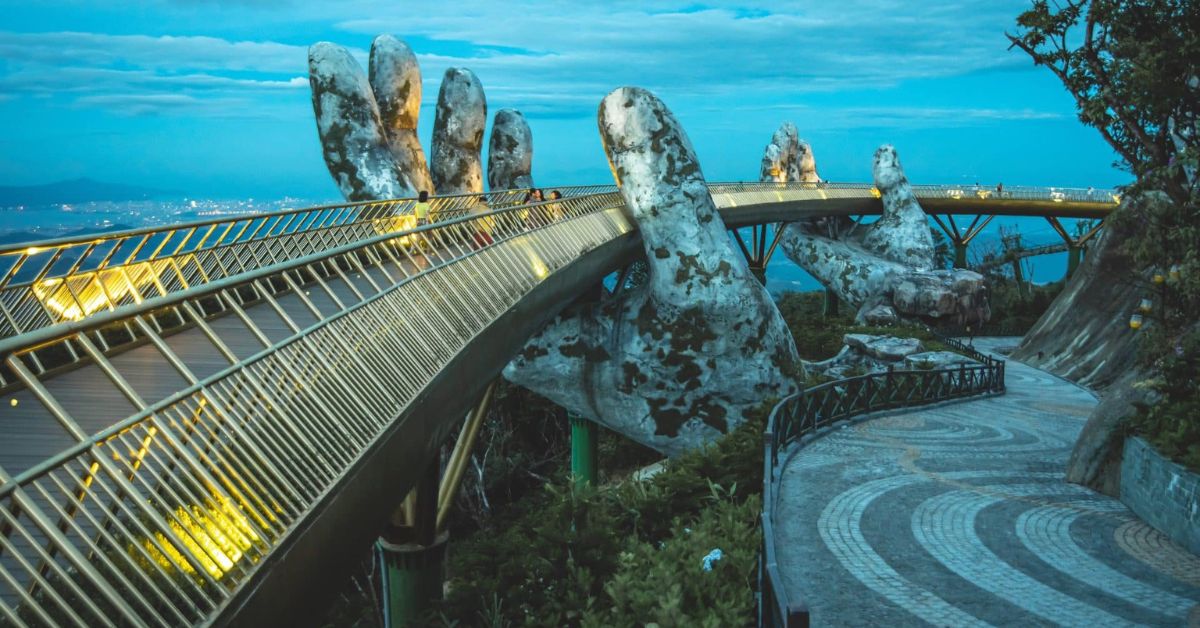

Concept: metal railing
[[0, 174, 1104, 626], [0, 192, 631, 626], [0, 181, 1117, 363], [0, 185, 617, 346], [758, 337, 1005, 627]]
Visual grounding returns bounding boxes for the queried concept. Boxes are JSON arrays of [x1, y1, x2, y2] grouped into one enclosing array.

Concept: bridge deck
[[772, 339, 1200, 626], [0, 184, 1120, 626]]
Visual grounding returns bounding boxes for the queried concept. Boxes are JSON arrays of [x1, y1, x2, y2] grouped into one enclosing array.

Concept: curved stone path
[[774, 338, 1200, 627]]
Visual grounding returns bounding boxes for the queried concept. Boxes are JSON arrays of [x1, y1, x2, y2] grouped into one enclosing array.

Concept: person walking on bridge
[[414, 190, 432, 226]]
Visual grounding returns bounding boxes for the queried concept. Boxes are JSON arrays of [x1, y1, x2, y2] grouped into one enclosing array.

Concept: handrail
[[0, 188, 632, 626], [758, 335, 1005, 627], [0, 185, 616, 344], [0, 181, 1117, 385]]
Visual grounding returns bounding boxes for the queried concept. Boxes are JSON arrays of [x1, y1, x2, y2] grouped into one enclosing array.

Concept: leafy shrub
[[1130, 326, 1200, 470], [775, 291, 955, 359], [427, 408, 769, 626]]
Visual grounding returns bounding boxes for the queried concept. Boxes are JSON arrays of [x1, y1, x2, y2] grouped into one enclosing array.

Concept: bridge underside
[[719, 197, 1111, 228], [214, 232, 642, 626]]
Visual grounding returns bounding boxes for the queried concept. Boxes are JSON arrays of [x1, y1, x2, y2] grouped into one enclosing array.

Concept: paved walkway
[[774, 338, 1200, 627]]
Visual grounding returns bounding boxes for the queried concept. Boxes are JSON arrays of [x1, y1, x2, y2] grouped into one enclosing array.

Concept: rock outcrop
[[369, 35, 434, 195], [1013, 200, 1150, 495], [1064, 368, 1153, 496], [503, 88, 804, 456], [843, 333, 923, 361], [487, 109, 534, 191], [430, 68, 487, 195], [308, 43, 411, 201], [803, 334, 979, 380], [780, 145, 990, 326], [1013, 204, 1143, 389]]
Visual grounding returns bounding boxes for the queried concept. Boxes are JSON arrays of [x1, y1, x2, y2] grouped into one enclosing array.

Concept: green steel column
[[378, 456, 444, 627], [954, 241, 968, 269], [570, 415, 598, 486], [376, 534, 448, 628], [1066, 245, 1082, 278], [823, 286, 839, 318]]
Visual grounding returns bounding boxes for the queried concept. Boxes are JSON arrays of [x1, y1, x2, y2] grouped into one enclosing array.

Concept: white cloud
[[0, 31, 307, 73], [0, 1, 1036, 120]]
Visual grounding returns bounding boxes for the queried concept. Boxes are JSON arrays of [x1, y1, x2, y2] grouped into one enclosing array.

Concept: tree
[[1008, 0, 1199, 321], [1007, 0, 1198, 206], [1009, 1, 1200, 471]]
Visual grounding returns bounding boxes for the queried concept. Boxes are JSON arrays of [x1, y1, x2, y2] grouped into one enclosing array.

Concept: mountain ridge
[[0, 178, 181, 206]]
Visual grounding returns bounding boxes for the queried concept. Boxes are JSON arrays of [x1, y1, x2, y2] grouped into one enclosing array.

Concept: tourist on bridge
[[524, 188, 546, 228], [471, 195, 494, 249], [414, 190, 432, 226]]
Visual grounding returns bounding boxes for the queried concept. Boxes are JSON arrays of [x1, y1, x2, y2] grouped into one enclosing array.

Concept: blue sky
[[0, 0, 1131, 199]]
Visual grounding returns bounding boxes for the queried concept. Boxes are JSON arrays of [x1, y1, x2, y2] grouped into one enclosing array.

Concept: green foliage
[[584, 493, 761, 628], [775, 291, 953, 360], [1130, 327, 1200, 470], [428, 409, 769, 626], [1008, 0, 1198, 204], [1010, 0, 1200, 470], [976, 277, 1065, 336]]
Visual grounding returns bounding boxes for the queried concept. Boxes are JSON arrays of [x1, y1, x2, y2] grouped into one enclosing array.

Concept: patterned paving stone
[[774, 338, 1200, 627]]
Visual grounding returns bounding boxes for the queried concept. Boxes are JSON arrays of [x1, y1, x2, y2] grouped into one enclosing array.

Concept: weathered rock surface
[[1065, 368, 1153, 496], [369, 35, 434, 195], [1014, 200, 1153, 496], [888, 270, 991, 323], [780, 144, 990, 326], [487, 109, 534, 191], [1013, 203, 1143, 389], [843, 334, 923, 361], [308, 42, 410, 201], [804, 335, 979, 380], [503, 87, 803, 457], [760, 122, 820, 184], [860, 303, 898, 326], [431, 68, 486, 195], [860, 145, 936, 270]]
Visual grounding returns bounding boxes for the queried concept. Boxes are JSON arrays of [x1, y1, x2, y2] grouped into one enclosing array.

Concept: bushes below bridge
[[426, 407, 768, 626]]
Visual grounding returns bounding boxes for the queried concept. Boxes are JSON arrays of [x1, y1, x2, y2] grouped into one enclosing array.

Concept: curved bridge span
[[0, 183, 1115, 626]]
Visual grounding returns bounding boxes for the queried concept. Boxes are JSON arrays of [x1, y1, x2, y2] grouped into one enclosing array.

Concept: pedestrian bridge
[[0, 182, 1116, 626]]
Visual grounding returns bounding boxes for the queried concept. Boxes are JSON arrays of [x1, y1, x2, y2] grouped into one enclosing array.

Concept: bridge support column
[[378, 455, 444, 627], [1066, 244, 1082, 279], [570, 415, 598, 486], [823, 286, 839, 318], [954, 241, 968, 269]]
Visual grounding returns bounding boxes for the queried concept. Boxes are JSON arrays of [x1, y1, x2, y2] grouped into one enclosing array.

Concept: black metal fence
[[758, 338, 1005, 627]]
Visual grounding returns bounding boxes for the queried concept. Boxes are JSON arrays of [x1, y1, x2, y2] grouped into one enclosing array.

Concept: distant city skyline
[[1, 1, 1130, 199]]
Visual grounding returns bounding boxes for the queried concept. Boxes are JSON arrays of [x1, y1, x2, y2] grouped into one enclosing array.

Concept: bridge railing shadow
[[758, 335, 1005, 627]]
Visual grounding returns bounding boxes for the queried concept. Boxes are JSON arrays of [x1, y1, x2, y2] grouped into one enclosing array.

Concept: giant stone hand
[[776, 141, 990, 325], [309, 37, 496, 199], [503, 88, 804, 456]]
